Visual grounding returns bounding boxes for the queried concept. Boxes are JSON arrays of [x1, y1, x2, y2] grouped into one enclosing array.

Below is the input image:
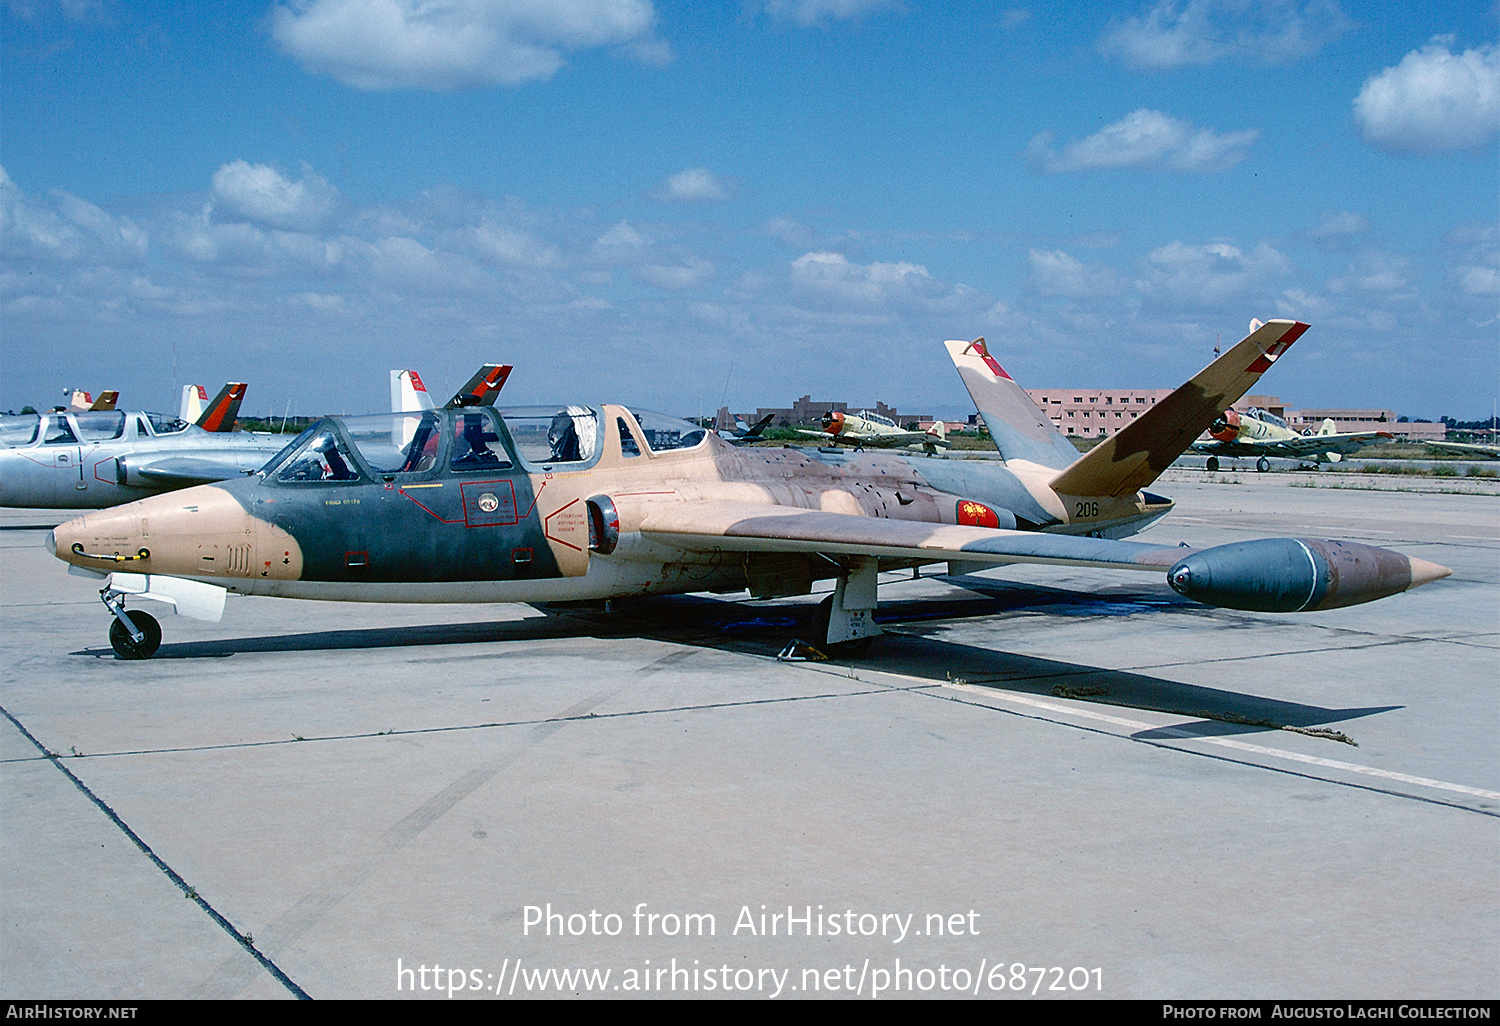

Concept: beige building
[[1024, 390, 1446, 441], [1023, 389, 1286, 438]]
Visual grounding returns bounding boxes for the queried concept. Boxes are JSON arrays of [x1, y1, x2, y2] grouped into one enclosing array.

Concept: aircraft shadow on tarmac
[[74, 577, 1397, 739]]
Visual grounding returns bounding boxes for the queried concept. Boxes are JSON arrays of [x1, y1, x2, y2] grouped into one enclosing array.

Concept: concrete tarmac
[[2, 468, 1496, 1000]]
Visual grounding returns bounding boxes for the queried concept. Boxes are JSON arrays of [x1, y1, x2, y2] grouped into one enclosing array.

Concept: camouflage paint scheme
[[49, 320, 1451, 657]]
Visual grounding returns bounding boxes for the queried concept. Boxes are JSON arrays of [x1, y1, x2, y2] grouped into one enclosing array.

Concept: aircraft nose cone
[[1406, 556, 1452, 589]]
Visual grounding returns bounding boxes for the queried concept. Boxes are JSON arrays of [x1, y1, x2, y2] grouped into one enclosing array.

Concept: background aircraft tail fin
[[943, 337, 1082, 469], [89, 390, 119, 411], [195, 383, 247, 432], [1049, 319, 1309, 498], [391, 370, 435, 413], [66, 390, 94, 411], [1318, 418, 1337, 436], [180, 384, 208, 423], [445, 364, 512, 408]]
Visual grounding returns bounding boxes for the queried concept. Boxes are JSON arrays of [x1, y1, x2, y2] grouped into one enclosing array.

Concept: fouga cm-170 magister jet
[[0, 383, 284, 509], [50, 319, 1448, 659]]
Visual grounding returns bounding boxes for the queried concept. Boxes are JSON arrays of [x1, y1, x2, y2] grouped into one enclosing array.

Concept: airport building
[[719, 393, 1445, 441]]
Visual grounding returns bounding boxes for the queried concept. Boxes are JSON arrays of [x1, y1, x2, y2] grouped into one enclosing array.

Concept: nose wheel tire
[[1205, 456, 1219, 472], [1256, 457, 1271, 473], [109, 610, 162, 660]]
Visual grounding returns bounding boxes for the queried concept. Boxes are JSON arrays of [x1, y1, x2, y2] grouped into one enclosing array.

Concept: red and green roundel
[[957, 500, 1001, 528]]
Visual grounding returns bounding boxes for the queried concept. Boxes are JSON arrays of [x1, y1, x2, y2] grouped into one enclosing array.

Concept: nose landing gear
[[101, 586, 161, 659]]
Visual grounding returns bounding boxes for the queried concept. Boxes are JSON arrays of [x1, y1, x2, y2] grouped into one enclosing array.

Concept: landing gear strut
[[101, 586, 161, 659], [814, 596, 874, 657]]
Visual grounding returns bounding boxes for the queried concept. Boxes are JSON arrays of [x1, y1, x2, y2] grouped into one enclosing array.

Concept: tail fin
[[195, 383, 247, 432], [66, 390, 94, 411], [1318, 418, 1336, 436], [742, 413, 774, 438], [89, 390, 119, 411], [391, 370, 435, 413], [445, 365, 512, 408], [943, 337, 1081, 468], [180, 384, 208, 423], [1049, 319, 1309, 498]]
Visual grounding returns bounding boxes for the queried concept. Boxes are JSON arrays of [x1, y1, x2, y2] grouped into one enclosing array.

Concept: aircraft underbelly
[[217, 554, 733, 603]]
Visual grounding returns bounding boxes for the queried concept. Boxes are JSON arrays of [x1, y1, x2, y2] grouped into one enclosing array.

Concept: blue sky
[[2, 0, 1496, 422]]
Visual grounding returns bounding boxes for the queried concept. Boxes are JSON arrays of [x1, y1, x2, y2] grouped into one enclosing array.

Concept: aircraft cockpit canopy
[[257, 406, 705, 484], [0, 415, 40, 447], [1246, 407, 1288, 429]]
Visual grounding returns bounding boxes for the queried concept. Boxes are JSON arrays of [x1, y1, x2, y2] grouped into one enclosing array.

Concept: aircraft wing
[[1427, 440, 1500, 459], [792, 429, 943, 449], [632, 500, 1447, 612], [1265, 431, 1392, 458], [127, 456, 260, 486], [794, 429, 836, 444], [1193, 431, 1391, 459], [637, 500, 1185, 571]]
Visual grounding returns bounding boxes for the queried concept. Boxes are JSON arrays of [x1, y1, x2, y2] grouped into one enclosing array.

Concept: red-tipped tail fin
[[944, 337, 1082, 469], [445, 365, 512, 408], [195, 383, 247, 432], [391, 370, 436, 412]]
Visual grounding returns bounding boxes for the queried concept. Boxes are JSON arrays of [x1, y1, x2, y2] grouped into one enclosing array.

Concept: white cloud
[[1445, 221, 1500, 299], [651, 167, 734, 203], [1099, 0, 1351, 70], [757, 0, 899, 27], [592, 219, 648, 255], [638, 256, 715, 290], [1136, 240, 1291, 304], [212, 161, 338, 231], [0, 165, 147, 264], [1309, 210, 1369, 243], [789, 250, 931, 304], [1026, 249, 1122, 298], [1354, 39, 1500, 153], [471, 218, 559, 268], [764, 216, 813, 247], [361, 235, 492, 293], [1027, 110, 1258, 172], [270, 0, 668, 91], [1326, 252, 1411, 295]]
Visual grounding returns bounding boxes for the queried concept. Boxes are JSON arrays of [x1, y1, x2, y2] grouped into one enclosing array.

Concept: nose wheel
[[108, 610, 161, 659], [101, 585, 162, 659]]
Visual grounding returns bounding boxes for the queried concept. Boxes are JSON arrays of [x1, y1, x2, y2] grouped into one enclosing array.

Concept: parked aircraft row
[[45, 318, 1448, 660]]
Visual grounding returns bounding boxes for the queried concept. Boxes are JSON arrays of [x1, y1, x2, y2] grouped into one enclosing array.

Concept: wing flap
[[635, 501, 1185, 572]]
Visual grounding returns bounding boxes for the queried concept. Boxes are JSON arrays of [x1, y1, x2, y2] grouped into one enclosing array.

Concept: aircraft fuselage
[[51, 404, 1170, 604]]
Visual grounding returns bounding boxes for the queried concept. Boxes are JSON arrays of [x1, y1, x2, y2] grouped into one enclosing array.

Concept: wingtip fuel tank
[[1168, 537, 1451, 612]]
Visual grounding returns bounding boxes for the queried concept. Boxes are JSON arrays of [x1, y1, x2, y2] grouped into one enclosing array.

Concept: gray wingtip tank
[[1168, 537, 1451, 612]]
